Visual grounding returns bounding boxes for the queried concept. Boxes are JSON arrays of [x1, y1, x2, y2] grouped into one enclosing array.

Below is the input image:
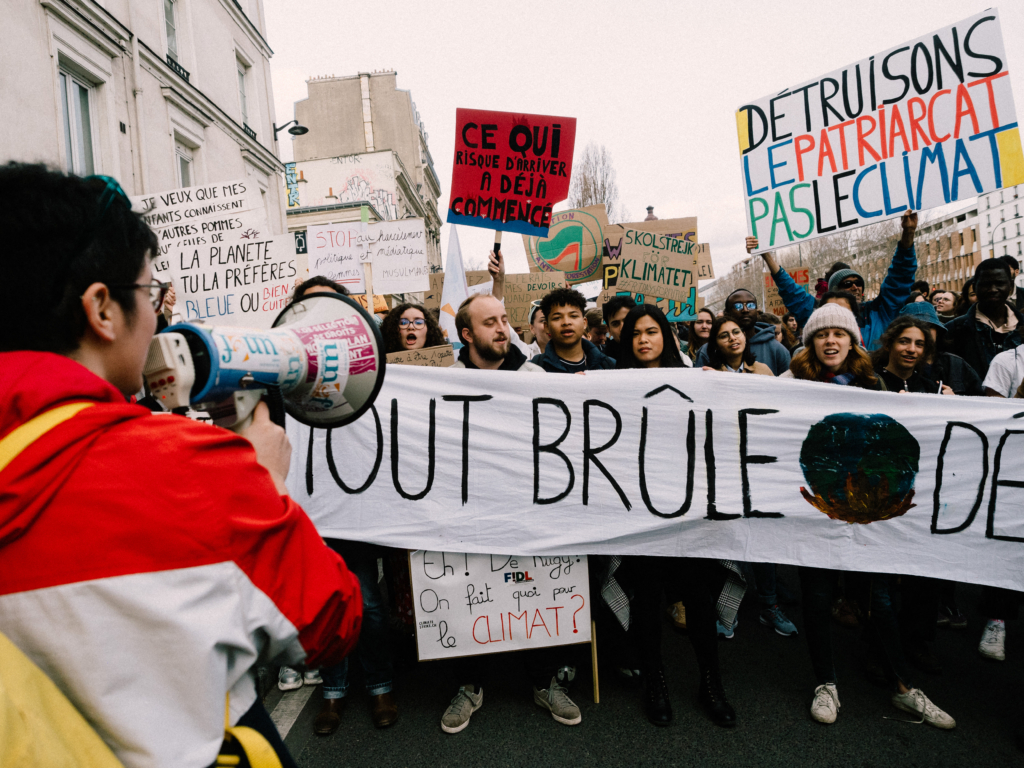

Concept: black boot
[[698, 665, 736, 728], [643, 666, 672, 726]]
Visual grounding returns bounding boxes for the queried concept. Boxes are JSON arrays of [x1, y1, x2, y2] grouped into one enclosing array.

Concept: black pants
[[616, 556, 722, 675], [899, 575, 940, 646]]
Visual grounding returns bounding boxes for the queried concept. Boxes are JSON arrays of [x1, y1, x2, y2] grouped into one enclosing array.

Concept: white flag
[[438, 227, 469, 348]]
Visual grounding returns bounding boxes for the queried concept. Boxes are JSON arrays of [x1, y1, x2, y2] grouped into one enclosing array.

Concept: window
[[237, 60, 248, 125], [175, 141, 192, 187], [165, 0, 178, 60], [58, 71, 94, 175]]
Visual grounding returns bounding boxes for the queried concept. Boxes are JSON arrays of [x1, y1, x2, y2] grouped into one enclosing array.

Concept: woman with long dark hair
[[782, 304, 955, 730], [611, 304, 735, 729], [954, 277, 977, 317], [615, 304, 686, 369], [683, 307, 714, 363], [704, 316, 773, 375], [381, 302, 445, 354]]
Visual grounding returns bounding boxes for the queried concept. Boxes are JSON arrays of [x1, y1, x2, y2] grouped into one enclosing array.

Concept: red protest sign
[[447, 108, 576, 238]]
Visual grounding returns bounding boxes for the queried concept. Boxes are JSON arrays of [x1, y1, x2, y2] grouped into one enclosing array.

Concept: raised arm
[[871, 210, 919, 324], [747, 236, 815, 327]]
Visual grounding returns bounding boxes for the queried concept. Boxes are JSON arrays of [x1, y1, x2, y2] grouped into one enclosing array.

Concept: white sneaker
[[810, 683, 840, 724], [278, 666, 302, 691], [891, 688, 956, 729], [979, 620, 1006, 661], [303, 668, 322, 685]]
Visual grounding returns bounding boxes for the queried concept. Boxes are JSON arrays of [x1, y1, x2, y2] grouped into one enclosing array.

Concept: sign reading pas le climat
[[737, 10, 1023, 252]]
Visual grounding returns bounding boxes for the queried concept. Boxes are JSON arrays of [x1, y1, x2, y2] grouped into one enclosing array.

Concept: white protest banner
[[410, 552, 590, 660], [738, 10, 1023, 252], [131, 181, 297, 327], [367, 219, 430, 295], [306, 223, 366, 293], [289, 366, 1024, 592]]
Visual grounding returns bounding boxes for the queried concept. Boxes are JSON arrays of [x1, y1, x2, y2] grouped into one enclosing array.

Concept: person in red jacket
[[0, 164, 363, 768]]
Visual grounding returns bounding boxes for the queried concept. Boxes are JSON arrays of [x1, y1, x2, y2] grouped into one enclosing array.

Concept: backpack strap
[[0, 402, 94, 474]]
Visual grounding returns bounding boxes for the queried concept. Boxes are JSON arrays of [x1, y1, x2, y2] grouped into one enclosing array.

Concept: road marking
[[270, 685, 315, 739]]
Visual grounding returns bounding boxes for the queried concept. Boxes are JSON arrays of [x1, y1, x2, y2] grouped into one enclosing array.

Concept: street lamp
[[273, 121, 309, 140]]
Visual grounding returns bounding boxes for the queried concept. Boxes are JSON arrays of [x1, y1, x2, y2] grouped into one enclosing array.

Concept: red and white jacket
[[0, 352, 362, 768]]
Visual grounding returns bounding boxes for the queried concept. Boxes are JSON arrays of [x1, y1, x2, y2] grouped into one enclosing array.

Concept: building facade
[[285, 71, 443, 269], [2, 0, 286, 230], [980, 184, 1024, 263]]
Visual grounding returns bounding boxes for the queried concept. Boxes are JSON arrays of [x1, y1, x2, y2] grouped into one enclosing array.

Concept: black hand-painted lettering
[[932, 422, 988, 534], [325, 405, 383, 493], [443, 395, 493, 505], [583, 399, 630, 510], [704, 409, 736, 519], [640, 406, 695, 518], [391, 398, 436, 500], [533, 398, 574, 505], [739, 408, 782, 518], [986, 429, 1024, 542]]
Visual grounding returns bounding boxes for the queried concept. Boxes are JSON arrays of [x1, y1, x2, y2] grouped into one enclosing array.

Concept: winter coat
[[943, 303, 1024, 379], [533, 338, 617, 372], [452, 343, 544, 372], [695, 323, 791, 375]]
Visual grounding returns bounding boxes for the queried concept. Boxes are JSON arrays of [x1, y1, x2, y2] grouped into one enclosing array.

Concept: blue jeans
[[321, 540, 393, 699]]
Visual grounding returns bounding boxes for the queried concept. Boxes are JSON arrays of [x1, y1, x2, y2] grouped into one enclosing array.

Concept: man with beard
[[451, 294, 543, 371]]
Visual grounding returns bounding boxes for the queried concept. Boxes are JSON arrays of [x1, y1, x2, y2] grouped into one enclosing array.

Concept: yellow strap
[[224, 726, 283, 768], [0, 402, 94, 474]]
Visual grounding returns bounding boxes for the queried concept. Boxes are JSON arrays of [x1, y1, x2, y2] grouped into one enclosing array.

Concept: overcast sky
[[264, 0, 1024, 277]]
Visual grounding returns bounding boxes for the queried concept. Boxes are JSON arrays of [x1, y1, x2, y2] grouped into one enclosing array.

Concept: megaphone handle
[[263, 385, 287, 428]]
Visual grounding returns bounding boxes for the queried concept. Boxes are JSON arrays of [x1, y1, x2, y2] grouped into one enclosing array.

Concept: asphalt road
[[269, 571, 1023, 768]]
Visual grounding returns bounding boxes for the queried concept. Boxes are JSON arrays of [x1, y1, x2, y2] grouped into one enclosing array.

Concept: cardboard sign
[[693, 243, 716, 280], [503, 273, 567, 326], [765, 268, 811, 316], [130, 181, 296, 328], [611, 217, 699, 243], [386, 345, 456, 367], [605, 229, 698, 304], [597, 289, 705, 322], [448, 108, 577, 237], [410, 551, 591, 661], [739, 10, 1023, 252], [523, 205, 609, 284], [424, 272, 445, 310], [353, 293, 390, 313]]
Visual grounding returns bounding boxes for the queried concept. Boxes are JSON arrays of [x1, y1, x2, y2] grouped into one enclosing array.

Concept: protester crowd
[[4, 164, 1024, 767]]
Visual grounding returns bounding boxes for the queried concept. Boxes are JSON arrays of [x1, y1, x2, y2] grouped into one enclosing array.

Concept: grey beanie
[[828, 268, 864, 293], [802, 303, 861, 347]]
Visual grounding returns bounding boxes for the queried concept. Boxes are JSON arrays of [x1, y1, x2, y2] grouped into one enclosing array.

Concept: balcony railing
[[166, 55, 190, 83]]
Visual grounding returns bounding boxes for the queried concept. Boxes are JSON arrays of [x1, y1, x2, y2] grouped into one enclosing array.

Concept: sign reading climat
[[448, 108, 577, 237], [738, 10, 1023, 251]]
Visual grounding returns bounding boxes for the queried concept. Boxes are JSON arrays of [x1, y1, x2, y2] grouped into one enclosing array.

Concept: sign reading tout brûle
[[738, 10, 1023, 252], [410, 551, 591, 660], [288, 365, 1024, 593], [448, 108, 577, 237]]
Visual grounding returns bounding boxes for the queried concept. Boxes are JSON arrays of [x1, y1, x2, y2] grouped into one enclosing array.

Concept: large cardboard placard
[[764, 267, 812, 316], [597, 289, 705, 322], [523, 205, 609, 285], [739, 10, 1023, 252], [448, 108, 577, 237], [131, 181, 296, 327], [289, 365, 1024, 592], [410, 551, 591, 660], [386, 345, 456, 367], [606, 229, 698, 303], [424, 272, 445, 310], [503, 273, 567, 326]]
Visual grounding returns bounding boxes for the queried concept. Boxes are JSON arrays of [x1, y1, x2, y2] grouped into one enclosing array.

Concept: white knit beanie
[[801, 303, 861, 347]]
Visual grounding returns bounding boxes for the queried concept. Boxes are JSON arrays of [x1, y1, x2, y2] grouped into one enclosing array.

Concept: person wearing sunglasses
[[381, 303, 445, 353], [748, 209, 919, 351], [0, 164, 363, 768], [694, 290, 791, 375]]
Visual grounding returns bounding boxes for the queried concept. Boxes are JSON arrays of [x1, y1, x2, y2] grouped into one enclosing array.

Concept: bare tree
[[567, 142, 629, 222]]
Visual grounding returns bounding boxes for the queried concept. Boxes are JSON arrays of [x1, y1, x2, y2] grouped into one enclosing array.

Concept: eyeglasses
[[838, 278, 864, 290], [399, 318, 426, 328], [108, 280, 169, 313], [731, 301, 757, 311]]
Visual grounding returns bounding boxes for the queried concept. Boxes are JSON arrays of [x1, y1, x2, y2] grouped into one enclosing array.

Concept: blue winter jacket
[[772, 244, 917, 351]]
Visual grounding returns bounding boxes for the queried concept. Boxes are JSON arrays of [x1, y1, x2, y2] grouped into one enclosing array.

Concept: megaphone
[[143, 293, 386, 430]]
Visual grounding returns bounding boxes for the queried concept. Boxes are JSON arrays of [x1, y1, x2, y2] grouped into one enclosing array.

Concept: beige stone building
[[1, 0, 286, 231], [284, 71, 443, 271]]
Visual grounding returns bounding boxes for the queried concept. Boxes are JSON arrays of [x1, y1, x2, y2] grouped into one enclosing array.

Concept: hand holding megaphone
[[238, 401, 291, 495]]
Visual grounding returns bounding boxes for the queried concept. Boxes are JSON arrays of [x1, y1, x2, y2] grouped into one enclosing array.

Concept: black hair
[[540, 287, 587, 320], [905, 290, 926, 305], [706, 315, 757, 370], [614, 304, 685, 369], [998, 254, 1021, 272], [911, 280, 931, 294], [293, 275, 349, 300], [820, 290, 860, 318], [782, 312, 796, 324], [601, 294, 635, 324], [0, 163, 158, 353], [976, 258, 1013, 281], [954, 277, 976, 316], [381, 302, 445, 353], [725, 287, 756, 306]]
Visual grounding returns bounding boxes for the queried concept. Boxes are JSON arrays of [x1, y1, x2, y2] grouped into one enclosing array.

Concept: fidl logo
[[504, 571, 533, 583]]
